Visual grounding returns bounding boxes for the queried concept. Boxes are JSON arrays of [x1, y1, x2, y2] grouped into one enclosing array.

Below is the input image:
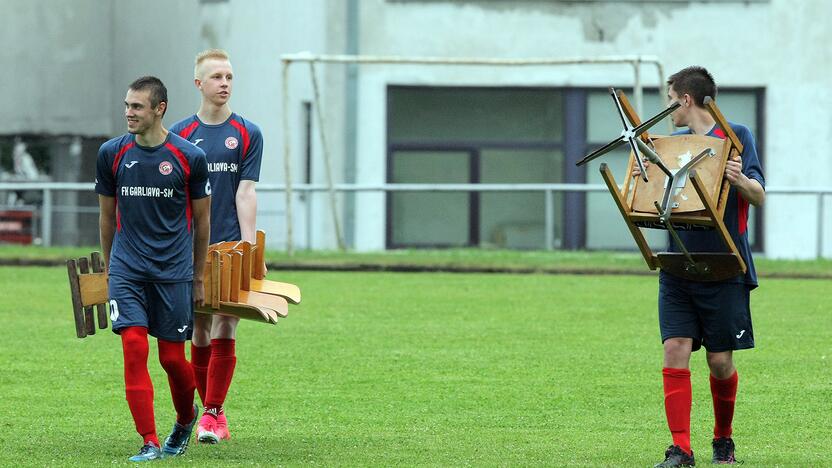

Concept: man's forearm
[[98, 196, 117, 270], [99, 216, 115, 270], [236, 187, 257, 243], [737, 176, 765, 207], [193, 215, 210, 280]]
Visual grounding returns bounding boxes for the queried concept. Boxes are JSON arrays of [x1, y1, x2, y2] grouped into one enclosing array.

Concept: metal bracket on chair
[[655, 147, 714, 222], [654, 201, 710, 276], [575, 87, 680, 182]]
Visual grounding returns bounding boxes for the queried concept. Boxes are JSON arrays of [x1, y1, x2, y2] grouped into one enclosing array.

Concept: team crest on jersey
[[159, 161, 173, 175], [225, 136, 239, 150]]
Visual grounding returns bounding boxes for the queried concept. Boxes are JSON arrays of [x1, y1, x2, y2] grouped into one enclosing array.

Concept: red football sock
[[710, 370, 738, 439], [158, 340, 196, 426], [121, 327, 158, 446], [205, 339, 236, 411], [663, 367, 692, 455], [190, 343, 211, 406]]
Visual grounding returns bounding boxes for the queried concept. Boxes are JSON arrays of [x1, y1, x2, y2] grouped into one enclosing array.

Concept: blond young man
[[170, 49, 263, 444]]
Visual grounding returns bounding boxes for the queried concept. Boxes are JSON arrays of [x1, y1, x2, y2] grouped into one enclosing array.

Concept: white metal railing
[[0, 182, 829, 257]]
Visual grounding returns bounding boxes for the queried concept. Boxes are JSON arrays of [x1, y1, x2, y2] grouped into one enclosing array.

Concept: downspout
[[343, 0, 360, 249]]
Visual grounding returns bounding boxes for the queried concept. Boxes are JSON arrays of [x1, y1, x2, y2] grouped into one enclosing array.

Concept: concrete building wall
[[345, 0, 831, 258], [108, 0, 342, 249], [109, 0, 202, 134], [1, 0, 114, 135], [3, 0, 830, 257], [4, 0, 341, 249]]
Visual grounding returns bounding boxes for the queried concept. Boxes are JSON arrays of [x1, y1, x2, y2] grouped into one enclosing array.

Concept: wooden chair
[[67, 230, 301, 338], [577, 89, 746, 281], [202, 230, 301, 323], [66, 252, 108, 338]]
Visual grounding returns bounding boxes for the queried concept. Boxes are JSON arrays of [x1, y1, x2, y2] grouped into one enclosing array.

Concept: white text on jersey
[[207, 162, 238, 173], [121, 186, 175, 198]]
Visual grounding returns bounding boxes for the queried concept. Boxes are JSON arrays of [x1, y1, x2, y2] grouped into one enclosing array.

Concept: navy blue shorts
[[108, 275, 193, 342], [658, 274, 754, 352]]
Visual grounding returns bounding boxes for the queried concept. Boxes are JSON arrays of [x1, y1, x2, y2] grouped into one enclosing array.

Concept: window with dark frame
[[385, 85, 765, 252]]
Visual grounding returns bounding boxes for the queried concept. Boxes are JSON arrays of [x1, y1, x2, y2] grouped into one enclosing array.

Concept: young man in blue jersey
[[97, 76, 211, 462], [634, 67, 765, 467], [170, 49, 263, 444]]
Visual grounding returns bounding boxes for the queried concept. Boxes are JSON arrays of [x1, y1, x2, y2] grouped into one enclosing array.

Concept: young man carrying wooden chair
[[577, 66, 765, 467]]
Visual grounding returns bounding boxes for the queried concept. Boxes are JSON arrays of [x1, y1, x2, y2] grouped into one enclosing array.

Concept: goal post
[[280, 52, 668, 255]]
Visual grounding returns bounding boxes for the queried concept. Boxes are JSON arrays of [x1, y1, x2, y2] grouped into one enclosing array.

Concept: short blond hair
[[194, 49, 230, 79]]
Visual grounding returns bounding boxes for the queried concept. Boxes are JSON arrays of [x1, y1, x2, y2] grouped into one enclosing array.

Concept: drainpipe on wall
[[343, 0, 360, 249]]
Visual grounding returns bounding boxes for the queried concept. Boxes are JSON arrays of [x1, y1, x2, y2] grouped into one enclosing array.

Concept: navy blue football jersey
[[95, 132, 210, 282], [662, 122, 765, 287], [170, 113, 263, 243]]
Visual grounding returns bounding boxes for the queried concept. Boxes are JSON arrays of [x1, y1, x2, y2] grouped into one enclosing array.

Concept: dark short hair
[[667, 66, 717, 107], [128, 76, 168, 115]]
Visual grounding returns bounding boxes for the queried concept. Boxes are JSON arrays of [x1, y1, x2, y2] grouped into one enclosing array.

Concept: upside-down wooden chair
[[576, 88, 746, 281], [67, 230, 301, 338]]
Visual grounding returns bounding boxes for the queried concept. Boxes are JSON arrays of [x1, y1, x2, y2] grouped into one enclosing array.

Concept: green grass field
[[3, 245, 831, 278], [1, 266, 830, 466]]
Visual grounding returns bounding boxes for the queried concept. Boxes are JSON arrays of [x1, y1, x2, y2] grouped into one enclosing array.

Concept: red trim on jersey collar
[[712, 127, 726, 139], [165, 143, 193, 232], [178, 120, 200, 140], [229, 118, 251, 158], [112, 141, 135, 176], [165, 143, 191, 179]]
